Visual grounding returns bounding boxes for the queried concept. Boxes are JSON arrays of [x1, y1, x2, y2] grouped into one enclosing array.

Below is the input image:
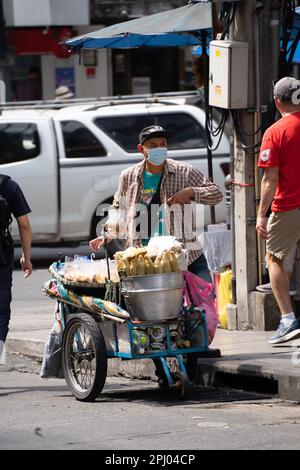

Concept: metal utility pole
[[230, 0, 260, 330], [229, 0, 281, 329]]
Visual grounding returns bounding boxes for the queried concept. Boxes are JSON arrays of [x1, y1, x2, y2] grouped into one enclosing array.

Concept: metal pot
[[121, 273, 185, 322]]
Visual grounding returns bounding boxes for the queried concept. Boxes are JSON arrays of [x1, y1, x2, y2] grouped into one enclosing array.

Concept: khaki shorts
[[283, 245, 298, 272], [266, 208, 300, 267]]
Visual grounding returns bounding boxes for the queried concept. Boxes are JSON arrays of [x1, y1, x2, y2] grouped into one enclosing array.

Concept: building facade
[[0, 0, 196, 101]]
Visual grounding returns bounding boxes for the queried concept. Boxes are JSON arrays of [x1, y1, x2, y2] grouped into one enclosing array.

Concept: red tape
[[231, 179, 255, 188]]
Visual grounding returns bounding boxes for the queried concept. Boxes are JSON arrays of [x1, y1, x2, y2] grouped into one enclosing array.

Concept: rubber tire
[[62, 313, 107, 402]]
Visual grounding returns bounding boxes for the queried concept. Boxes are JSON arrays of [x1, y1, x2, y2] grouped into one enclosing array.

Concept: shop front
[[3, 26, 110, 102]]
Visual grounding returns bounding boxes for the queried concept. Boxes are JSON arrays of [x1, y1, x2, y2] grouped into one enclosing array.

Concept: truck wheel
[[62, 313, 107, 402]]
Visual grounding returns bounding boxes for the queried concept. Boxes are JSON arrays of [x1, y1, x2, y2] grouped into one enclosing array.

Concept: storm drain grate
[[214, 372, 279, 396]]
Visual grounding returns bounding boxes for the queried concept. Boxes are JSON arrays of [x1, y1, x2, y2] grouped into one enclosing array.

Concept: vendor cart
[[44, 258, 211, 403]]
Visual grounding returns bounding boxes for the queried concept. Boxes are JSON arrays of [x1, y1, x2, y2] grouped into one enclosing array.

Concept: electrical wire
[[231, 110, 262, 155], [202, 2, 237, 152], [205, 108, 228, 152], [206, 1, 298, 156], [219, 2, 237, 40]]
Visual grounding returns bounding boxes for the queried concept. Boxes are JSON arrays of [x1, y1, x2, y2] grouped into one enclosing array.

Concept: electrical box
[[209, 40, 249, 109]]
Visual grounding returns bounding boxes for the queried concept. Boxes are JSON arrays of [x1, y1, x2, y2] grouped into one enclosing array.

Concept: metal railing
[[0, 90, 200, 111]]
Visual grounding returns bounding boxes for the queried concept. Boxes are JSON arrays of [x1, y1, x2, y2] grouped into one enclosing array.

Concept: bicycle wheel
[[62, 313, 107, 402]]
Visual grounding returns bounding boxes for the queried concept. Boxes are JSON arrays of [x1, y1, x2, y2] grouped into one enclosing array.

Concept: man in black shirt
[[0, 175, 32, 348]]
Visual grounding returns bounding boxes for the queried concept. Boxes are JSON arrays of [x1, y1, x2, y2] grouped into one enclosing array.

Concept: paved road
[[1, 354, 300, 450], [4, 246, 300, 450]]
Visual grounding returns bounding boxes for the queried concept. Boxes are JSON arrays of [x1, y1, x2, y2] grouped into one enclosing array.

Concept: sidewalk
[[6, 290, 300, 402]]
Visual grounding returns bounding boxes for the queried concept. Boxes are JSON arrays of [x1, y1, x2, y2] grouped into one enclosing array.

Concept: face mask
[[147, 147, 168, 166]]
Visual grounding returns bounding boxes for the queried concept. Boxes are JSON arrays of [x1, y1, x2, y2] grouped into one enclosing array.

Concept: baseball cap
[[273, 77, 300, 102], [139, 125, 170, 145]]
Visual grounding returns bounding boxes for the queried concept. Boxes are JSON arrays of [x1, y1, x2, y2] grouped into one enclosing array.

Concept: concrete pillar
[[231, 0, 258, 330]]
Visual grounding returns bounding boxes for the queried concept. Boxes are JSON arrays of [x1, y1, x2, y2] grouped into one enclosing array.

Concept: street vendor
[[90, 125, 223, 284]]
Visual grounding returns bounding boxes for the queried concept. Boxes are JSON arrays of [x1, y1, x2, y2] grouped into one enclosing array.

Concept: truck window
[[152, 113, 206, 150], [0, 123, 40, 165], [94, 112, 206, 152], [94, 115, 153, 153], [61, 120, 107, 158]]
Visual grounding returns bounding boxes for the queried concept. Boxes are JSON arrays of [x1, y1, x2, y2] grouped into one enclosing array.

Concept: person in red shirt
[[257, 77, 300, 344]]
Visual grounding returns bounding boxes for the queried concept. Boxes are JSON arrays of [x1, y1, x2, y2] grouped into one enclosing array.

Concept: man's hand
[[20, 255, 33, 278], [167, 187, 194, 206], [256, 215, 268, 240], [89, 236, 105, 251], [89, 236, 112, 251]]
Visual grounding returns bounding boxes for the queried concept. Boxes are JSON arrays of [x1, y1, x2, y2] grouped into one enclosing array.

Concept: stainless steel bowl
[[121, 272, 185, 322]]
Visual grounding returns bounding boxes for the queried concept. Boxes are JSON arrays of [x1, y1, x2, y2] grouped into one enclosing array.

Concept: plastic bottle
[[133, 329, 149, 354]]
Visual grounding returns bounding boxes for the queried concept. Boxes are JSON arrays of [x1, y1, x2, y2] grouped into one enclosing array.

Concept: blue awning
[[64, 1, 212, 50], [291, 6, 300, 41]]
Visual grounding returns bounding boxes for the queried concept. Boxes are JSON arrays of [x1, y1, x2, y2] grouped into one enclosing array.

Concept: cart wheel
[[62, 313, 107, 402], [173, 371, 190, 400]]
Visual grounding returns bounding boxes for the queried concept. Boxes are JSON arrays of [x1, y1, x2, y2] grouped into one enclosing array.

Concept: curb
[[6, 338, 45, 359], [6, 337, 300, 401], [6, 337, 158, 381], [194, 358, 300, 402]]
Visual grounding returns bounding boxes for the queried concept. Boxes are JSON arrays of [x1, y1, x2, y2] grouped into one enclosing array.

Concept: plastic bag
[[40, 319, 64, 379], [201, 230, 232, 273], [147, 236, 183, 258], [175, 249, 189, 272], [218, 269, 233, 330], [63, 255, 119, 284], [183, 271, 218, 345]]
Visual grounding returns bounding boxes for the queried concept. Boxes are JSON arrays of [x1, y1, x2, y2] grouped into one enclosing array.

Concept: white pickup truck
[[0, 95, 230, 244]]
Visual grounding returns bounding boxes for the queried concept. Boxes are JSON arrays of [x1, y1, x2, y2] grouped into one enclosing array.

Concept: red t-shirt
[[258, 111, 300, 212]]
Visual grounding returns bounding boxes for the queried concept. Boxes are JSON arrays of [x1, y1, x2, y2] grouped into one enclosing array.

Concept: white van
[[0, 95, 229, 244]]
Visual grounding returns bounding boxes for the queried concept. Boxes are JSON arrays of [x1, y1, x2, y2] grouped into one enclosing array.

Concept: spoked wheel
[[62, 313, 107, 402]]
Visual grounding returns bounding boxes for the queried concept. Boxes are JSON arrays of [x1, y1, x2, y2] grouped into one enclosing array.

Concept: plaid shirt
[[113, 158, 223, 264]]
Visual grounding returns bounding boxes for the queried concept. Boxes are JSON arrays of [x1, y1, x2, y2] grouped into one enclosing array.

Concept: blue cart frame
[[58, 298, 210, 399]]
